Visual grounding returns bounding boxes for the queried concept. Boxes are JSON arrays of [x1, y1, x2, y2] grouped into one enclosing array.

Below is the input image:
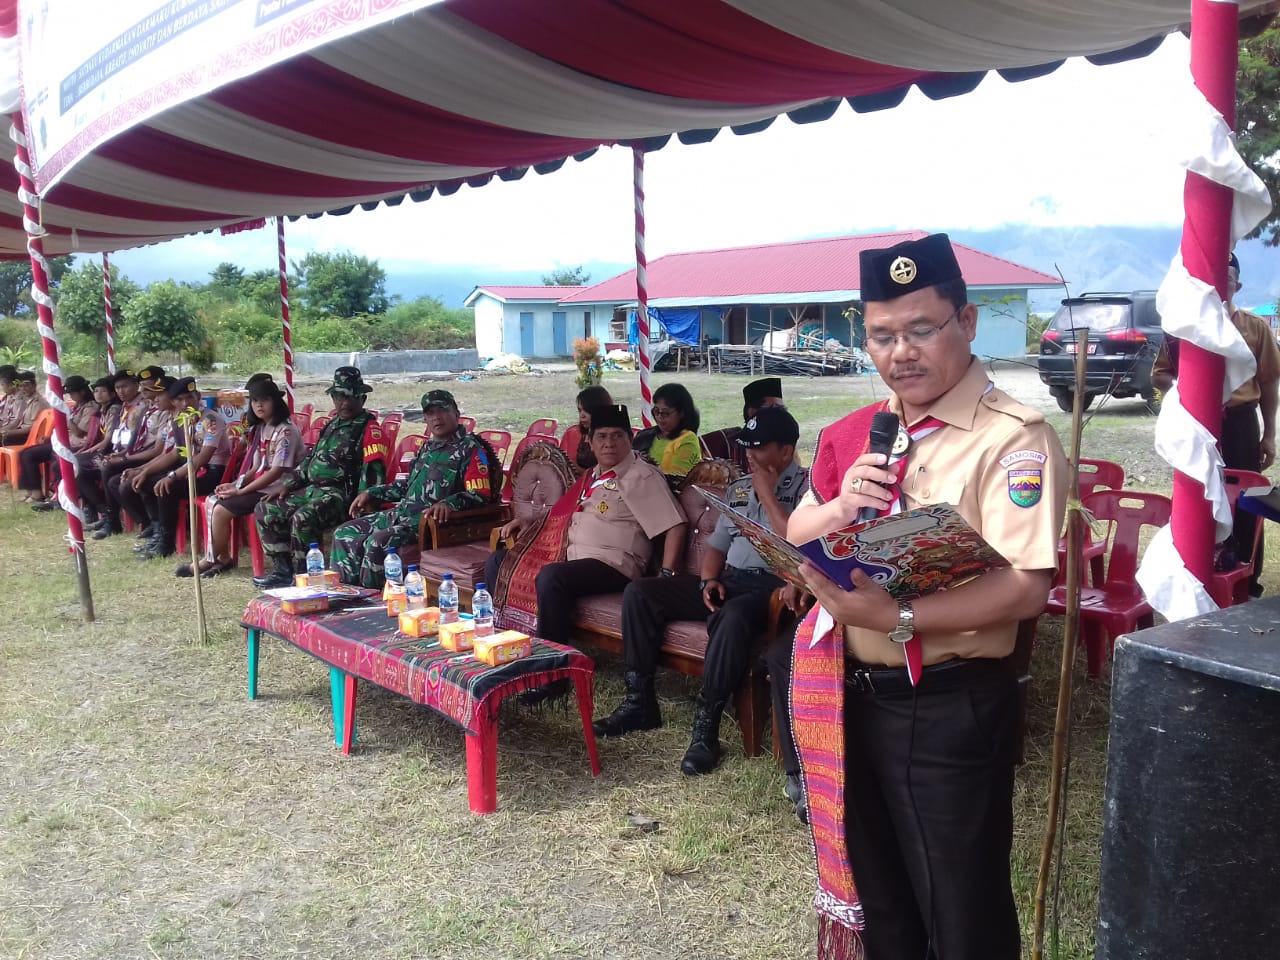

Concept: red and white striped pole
[[11, 112, 95, 622], [633, 145, 653, 427], [102, 252, 115, 375], [1171, 0, 1239, 587], [277, 216, 294, 411]]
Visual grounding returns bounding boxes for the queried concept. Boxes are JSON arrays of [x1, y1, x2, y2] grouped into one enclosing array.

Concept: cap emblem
[[889, 256, 917, 285]]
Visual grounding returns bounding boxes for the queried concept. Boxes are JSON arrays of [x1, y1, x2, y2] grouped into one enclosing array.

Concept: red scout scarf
[[791, 397, 948, 958], [493, 463, 593, 634]]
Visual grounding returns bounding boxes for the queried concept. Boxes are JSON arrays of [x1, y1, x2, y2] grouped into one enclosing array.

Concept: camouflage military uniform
[[331, 427, 497, 588], [254, 412, 386, 571]]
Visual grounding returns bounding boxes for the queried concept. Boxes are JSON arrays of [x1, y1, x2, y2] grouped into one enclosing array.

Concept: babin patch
[[597, 501, 609, 514], [998, 449, 1048, 468], [1008, 468, 1042, 508], [603, 478, 618, 491]]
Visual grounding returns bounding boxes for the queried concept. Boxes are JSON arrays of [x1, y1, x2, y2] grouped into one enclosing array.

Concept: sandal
[[199, 559, 237, 579], [175, 563, 195, 578]]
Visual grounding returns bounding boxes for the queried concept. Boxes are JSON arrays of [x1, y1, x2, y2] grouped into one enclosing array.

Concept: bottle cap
[[386, 546, 396, 554], [407, 564, 418, 572], [309, 542, 319, 548], [443, 572, 453, 580], [476, 582, 486, 591]]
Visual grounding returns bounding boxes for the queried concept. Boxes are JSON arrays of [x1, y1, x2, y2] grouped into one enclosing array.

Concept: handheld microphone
[[857, 411, 900, 523]]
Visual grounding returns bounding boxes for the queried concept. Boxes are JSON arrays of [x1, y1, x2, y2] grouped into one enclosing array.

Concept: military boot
[[679, 695, 726, 776], [592, 670, 661, 737], [253, 557, 295, 589]]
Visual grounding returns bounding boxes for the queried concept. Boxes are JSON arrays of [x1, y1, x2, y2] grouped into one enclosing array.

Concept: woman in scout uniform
[[17, 375, 94, 505], [252, 366, 387, 588], [178, 378, 303, 578], [631, 382, 704, 477], [785, 234, 1067, 960], [332, 389, 499, 589]]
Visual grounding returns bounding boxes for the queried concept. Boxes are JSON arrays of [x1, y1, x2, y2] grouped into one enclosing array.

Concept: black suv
[[1037, 291, 1164, 412]]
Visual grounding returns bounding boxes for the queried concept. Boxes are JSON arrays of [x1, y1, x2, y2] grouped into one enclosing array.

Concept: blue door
[[519, 312, 535, 356], [552, 311, 568, 355]]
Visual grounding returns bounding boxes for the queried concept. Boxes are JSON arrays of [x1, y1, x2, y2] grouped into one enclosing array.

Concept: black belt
[[726, 566, 779, 576], [844, 656, 1011, 695]]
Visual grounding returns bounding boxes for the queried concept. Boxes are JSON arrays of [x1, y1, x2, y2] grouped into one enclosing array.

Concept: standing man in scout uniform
[[699, 377, 785, 473], [333, 389, 499, 589], [596, 406, 810, 778], [1153, 250, 1280, 597], [785, 233, 1067, 960], [485, 403, 687, 646], [252, 366, 386, 588]]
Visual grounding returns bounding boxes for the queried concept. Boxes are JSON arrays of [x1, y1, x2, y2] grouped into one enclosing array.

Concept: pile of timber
[[713, 347, 860, 376]]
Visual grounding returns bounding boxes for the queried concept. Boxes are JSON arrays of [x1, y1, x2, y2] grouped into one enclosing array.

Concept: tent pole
[[10, 112, 94, 623], [102, 252, 115, 375], [632, 146, 652, 426], [1172, 0, 1238, 588], [277, 216, 295, 411]]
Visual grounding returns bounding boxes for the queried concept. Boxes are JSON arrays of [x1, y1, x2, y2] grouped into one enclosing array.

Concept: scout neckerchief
[[789, 394, 964, 957]]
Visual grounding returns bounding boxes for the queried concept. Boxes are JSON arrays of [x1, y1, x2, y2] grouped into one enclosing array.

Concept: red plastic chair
[[303, 416, 331, 447], [477, 429, 512, 466], [390, 433, 426, 482], [1206, 468, 1270, 608], [379, 414, 403, 471], [181, 439, 249, 556], [459, 415, 476, 432], [1056, 458, 1126, 586], [290, 410, 312, 433], [0, 407, 55, 487], [525, 418, 558, 438], [1044, 488, 1172, 678]]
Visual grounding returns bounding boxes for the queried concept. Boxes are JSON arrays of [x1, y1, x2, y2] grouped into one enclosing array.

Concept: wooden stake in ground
[[1032, 325, 1091, 960], [175, 406, 209, 646]]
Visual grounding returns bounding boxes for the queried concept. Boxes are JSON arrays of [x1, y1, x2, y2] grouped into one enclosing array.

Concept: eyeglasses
[[651, 406, 678, 418], [864, 309, 961, 353]]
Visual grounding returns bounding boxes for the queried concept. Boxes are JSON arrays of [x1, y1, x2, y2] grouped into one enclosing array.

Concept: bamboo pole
[[1032, 325, 1090, 960], [177, 407, 209, 645]]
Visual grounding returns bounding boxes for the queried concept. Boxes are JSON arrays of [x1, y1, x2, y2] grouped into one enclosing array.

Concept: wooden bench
[[241, 595, 600, 814]]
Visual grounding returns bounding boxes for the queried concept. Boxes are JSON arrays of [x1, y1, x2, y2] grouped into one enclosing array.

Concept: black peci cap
[[586, 403, 632, 434], [859, 233, 963, 302]]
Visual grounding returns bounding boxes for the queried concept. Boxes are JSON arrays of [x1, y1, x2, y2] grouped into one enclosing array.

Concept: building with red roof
[[468, 232, 1063, 362]]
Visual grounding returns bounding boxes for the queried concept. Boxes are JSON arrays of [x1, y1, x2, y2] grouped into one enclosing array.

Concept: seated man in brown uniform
[[485, 403, 687, 646]]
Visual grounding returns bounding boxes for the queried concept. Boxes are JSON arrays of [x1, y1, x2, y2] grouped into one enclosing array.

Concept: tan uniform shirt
[[566, 452, 685, 579], [803, 359, 1068, 666], [2, 390, 47, 433], [1153, 308, 1280, 408], [68, 401, 96, 446]]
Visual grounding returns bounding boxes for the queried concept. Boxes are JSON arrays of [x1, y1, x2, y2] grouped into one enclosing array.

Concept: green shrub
[[294, 315, 370, 353]]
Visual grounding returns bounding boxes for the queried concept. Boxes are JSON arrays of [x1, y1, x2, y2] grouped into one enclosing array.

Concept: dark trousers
[[536, 558, 632, 644], [766, 617, 802, 775], [116, 474, 158, 528], [621, 568, 782, 703], [155, 470, 221, 543], [77, 460, 128, 528], [17, 441, 54, 492], [1223, 403, 1265, 594], [842, 659, 1021, 960]]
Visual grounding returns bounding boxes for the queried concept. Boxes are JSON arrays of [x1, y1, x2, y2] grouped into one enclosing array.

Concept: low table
[[240, 597, 601, 814]]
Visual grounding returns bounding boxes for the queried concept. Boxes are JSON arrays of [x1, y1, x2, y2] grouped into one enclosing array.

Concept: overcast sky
[[111, 33, 1205, 289]]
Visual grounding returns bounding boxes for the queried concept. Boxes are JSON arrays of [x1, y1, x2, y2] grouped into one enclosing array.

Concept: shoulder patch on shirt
[[999, 449, 1048, 468], [1008, 468, 1043, 507]]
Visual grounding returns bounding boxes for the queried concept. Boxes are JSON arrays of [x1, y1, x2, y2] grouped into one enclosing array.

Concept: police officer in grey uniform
[[596, 407, 810, 776]]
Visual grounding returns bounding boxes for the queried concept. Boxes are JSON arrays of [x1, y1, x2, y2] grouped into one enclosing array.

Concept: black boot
[[679, 696, 725, 776], [143, 530, 176, 560], [253, 557, 295, 589], [592, 670, 661, 737]]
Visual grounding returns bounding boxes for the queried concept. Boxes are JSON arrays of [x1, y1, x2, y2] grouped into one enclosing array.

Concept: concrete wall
[[295, 349, 480, 375], [472, 294, 505, 358]]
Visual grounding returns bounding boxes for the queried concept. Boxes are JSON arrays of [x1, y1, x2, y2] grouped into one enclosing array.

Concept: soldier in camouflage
[[332, 389, 499, 588], [252, 367, 388, 588]]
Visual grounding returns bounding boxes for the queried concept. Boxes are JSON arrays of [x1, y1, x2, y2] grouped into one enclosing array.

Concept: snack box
[[399, 607, 440, 638], [281, 593, 330, 615], [439, 620, 476, 652], [385, 585, 408, 617], [473, 630, 532, 667], [295, 570, 340, 589]]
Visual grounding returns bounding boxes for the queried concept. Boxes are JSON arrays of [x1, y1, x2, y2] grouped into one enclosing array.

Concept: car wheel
[[1055, 391, 1074, 413], [1081, 392, 1096, 411], [1143, 389, 1162, 415]]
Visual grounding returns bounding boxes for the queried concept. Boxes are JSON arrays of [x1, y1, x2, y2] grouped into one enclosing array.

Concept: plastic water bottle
[[438, 573, 459, 624], [404, 565, 425, 609], [472, 581, 494, 638], [305, 542, 325, 587], [383, 547, 403, 586]]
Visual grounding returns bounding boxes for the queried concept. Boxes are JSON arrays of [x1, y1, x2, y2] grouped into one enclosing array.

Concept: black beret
[[167, 377, 198, 399], [63, 375, 89, 393], [136, 364, 167, 382], [15, 370, 36, 383], [736, 406, 800, 448], [91, 376, 115, 391], [859, 233, 962, 302]]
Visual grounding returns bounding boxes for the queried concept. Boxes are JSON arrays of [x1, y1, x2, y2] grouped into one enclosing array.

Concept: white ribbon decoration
[[10, 122, 85, 530], [1136, 72, 1272, 621]]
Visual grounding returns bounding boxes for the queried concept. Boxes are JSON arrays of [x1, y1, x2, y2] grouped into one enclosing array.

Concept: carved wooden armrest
[[418, 502, 511, 551]]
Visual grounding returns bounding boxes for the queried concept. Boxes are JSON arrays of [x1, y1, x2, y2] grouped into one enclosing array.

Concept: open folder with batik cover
[[694, 486, 1010, 598]]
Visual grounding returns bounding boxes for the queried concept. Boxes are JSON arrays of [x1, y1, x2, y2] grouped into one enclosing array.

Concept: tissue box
[[295, 570, 340, 589], [473, 630, 532, 666], [398, 607, 440, 638], [281, 592, 329, 615], [439, 620, 476, 652]]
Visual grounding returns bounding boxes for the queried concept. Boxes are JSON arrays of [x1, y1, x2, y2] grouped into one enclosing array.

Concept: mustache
[[889, 365, 926, 377]]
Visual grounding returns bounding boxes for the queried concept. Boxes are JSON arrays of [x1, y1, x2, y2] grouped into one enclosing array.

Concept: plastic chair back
[[459, 415, 476, 432], [525, 417, 558, 438], [1086, 489, 1172, 587], [391, 433, 426, 481], [379, 414, 403, 469], [290, 410, 311, 433], [477, 429, 512, 466], [303, 416, 331, 447], [1078, 458, 1125, 498]]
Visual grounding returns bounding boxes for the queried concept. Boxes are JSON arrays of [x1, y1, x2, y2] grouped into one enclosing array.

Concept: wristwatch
[[660, 567, 676, 578], [887, 600, 915, 644], [699, 578, 720, 592]]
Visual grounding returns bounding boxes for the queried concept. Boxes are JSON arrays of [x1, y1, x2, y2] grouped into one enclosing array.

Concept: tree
[[294, 251, 388, 318], [542, 265, 591, 286], [56, 260, 140, 338], [121, 280, 206, 368], [1238, 18, 1280, 245], [0, 256, 71, 317]]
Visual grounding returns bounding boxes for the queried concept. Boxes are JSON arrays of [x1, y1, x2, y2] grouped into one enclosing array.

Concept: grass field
[[0, 366, 1252, 959]]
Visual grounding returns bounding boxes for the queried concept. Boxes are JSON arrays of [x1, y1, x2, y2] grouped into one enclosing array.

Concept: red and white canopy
[[0, 0, 1274, 258]]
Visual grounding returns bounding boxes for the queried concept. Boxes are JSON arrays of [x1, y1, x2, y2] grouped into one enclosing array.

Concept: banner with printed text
[[18, 0, 444, 193]]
